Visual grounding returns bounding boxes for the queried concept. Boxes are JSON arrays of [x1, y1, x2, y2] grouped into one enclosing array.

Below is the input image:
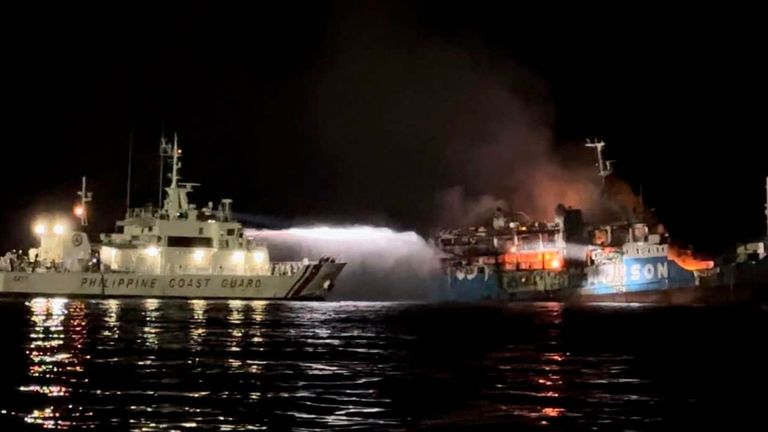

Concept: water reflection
[[535, 303, 566, 423], [21, 298, 89, 429], [249, 301, 265, 346], [141, 298, 161, 350], [227, 300, 245, 353], [0, 300, 687, 430], [101, 299, 120, 344], [188, 299, 207, 350], [68, 301, 87, 363], [27, 298, 67, 379]]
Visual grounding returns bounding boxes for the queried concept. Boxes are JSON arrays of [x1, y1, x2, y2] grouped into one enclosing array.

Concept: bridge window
[[167, 236, 213, 248]]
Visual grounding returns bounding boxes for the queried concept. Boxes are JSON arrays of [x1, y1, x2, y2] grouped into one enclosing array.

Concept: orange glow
[[593, 229, 609, 245], [73, 205, 84, 217], [503, 250, 564, 270], [541, 407, 565, 417], [668, 245, 714, 271]]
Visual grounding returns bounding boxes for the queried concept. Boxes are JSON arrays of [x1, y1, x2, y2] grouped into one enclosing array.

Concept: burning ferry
[[432, 141, 767, 305], [433, 206, 704, 302], [0, 135, 345, 299]]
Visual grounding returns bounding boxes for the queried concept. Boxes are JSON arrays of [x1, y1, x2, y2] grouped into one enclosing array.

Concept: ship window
[[227, 229, 236, 236], [198, 227, 204, 235], [167, 236, 213, 248]]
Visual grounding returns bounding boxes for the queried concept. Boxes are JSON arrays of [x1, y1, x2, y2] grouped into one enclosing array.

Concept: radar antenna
[[585, 139, 614, 184]]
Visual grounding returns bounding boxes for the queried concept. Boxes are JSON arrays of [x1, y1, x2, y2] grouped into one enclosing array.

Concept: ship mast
[[125, 131, 133, 217], [158, 136, 172, 209], [77, 176, 93, 227], [585, 139, 614, 184], [162, 133, 193, 220], [170, 133, 180, 189]]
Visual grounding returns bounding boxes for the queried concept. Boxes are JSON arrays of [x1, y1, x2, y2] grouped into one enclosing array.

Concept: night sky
[[3, 1, 766, 256]]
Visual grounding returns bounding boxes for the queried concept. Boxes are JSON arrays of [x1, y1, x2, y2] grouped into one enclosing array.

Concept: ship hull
[[436, 259, 766, 306], [437, 275, 766, 306], [573, 282, 767, 305], [435, 267, 576, 303], [0, 263, 345, 300], [580, 255, 767, 305]]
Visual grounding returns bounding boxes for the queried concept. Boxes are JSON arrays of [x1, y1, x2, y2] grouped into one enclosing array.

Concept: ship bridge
[[98, 136, 276, 276]]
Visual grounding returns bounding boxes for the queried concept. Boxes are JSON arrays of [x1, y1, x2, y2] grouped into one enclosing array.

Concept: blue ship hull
[[581, 256, 696, 295], [436, 256, 700, 303], [431, 268, 504, 302]]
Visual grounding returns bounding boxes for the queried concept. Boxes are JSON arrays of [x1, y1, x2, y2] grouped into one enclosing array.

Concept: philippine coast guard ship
[[0, 135, 345, 299], [431, 140, 764, 304]]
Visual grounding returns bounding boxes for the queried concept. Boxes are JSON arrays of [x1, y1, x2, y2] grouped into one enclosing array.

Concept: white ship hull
[[0, 262, 344, 300]]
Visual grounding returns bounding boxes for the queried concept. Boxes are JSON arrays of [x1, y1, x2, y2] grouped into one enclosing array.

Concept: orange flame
[[668, 245, 714, 271], [502, 250, 564, 270]]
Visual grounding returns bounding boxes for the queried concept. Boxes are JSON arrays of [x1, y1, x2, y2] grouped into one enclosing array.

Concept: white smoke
[[244, 225, 444, 300]]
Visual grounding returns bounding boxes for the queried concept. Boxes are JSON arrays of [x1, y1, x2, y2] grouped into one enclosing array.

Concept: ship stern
[[287, 262, 346, 300]]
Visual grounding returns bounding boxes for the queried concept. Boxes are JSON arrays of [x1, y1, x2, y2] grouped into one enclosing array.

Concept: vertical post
[[171, 133, 179, 189], [77, 176, 92, 226], [81, 176, 88, 226], [158, 136, 167, 209], [126, 131, 133, 216]]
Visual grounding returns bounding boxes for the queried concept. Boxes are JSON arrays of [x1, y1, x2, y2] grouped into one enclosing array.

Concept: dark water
[[0, 298, 766, 431]]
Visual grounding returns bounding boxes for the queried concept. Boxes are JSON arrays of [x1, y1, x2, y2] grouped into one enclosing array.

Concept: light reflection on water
[[141, 298, 161, 350], [21, 298, 90, 429], [101, 299, 120, 343], [0, 298, 763, 430], [189, 299, 207, 351], [227, 299, 246, 353]]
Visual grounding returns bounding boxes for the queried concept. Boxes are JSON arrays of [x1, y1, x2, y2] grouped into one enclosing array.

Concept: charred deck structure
[[431, 141, 766, 305]]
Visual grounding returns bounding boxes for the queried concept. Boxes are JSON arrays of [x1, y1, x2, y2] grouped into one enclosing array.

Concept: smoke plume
[[314, 2, 606, 230]]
